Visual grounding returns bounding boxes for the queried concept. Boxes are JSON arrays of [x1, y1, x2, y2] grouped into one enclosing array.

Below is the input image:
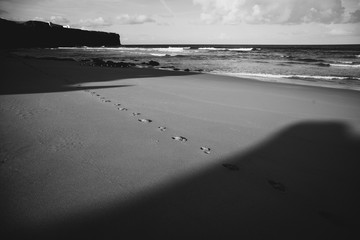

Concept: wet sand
[[1, 53, 360, 239]]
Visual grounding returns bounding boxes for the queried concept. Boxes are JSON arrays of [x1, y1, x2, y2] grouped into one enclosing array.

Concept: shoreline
[[1, 54, 360, 239], [10, 52, 360, 92]]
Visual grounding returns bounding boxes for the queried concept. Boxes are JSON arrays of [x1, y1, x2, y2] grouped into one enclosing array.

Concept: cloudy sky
[[1, 0, 360, 44]]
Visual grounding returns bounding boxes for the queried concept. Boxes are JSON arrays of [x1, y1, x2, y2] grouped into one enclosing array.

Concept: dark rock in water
[[90, 59, 136, 68], [92, 58, 107, 66], [105, 60, 118, 67], [80, 59, 91, 62], [317, 63, 330, 67], [184, 68, 190, 72], [0, 18, 121, 48], [148, 60, 160, 66], [173, 68, 180, 71]]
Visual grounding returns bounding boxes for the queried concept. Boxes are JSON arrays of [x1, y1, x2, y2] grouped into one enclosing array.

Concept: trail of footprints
[[85, 89, 286, 192], [85, 89, 211, 155]]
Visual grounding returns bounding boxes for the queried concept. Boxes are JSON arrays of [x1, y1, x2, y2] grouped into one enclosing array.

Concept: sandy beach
[[1, 53, 360, 239]]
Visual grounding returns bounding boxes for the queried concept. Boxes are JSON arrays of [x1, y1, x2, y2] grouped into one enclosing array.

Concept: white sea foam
[[58, 47, 82, 50], [161, 47, 185, 52], [199, 47, 254, 51], [119, 47, 187, 52], [150, 53, 183, 57], [150, 53, 167, 57], [209, 71, 360, 90], [228, 48, 253, 51], [210, 71, 360, 81], [199, 47, 227, 51], [330, 63, 360, 68]]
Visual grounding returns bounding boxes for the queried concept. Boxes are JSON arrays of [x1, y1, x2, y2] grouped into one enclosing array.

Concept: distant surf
[[14, 44, 360, 91]]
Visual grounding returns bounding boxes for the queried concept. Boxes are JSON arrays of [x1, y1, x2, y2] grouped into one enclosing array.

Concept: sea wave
[[150, 53, 167, 57], [210, 71, 360, 81], [71, 47, 189, 52], [198, 47, 254, 52], [228, 48, 253, 52], [122, 47, 187, 53], [150, 53, 184, 57], [330, 63, 360, 68], [58, 47, 84, 50], [199, 47, 227, 51], [160, 47, 186, 52], [208, 71, 360, 90]]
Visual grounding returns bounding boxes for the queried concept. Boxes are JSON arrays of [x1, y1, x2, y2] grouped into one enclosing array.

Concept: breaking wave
[[330, 63, 360, 68], [210, 71, 360, 81]]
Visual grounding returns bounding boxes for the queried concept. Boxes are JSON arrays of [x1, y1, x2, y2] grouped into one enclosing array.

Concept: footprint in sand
[[268, 180, 286, 192], [118, 107, 128, 111], [200, 146, 211, 154], [172, 136, 187, 142], [222, 163, 239, 171], [138, 118, 153, 123], [132, 112, 141, 116], [114, 103, 121, 107], [158, 126, 167, 132], [103, 100, 111, 103]]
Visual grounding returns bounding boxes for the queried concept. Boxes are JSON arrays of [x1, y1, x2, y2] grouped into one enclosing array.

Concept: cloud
[[328, 28, 352, 35], [193, 0, 353, 24], [32, 16, 70, 26], [218, 32, 230, 40], [0, 8, 8, 15], [116, 14, 155, 24], [348, 9, 360, 23], [160, 0, 175, 17], [327, 24, 360, 36], [78, 17, 112, 28]]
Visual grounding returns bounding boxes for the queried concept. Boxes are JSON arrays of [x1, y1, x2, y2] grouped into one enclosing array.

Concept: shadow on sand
[[0, 55, 200, 95], [6, 121, 360, 239]]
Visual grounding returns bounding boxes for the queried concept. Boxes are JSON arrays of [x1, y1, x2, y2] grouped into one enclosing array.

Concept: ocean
[[14, 44, 360, 91]]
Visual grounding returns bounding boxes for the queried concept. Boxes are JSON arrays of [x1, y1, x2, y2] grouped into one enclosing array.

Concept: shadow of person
[[6, 121, 360, 239]]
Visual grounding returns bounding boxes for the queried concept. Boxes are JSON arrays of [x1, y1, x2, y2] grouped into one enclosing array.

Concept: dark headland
[[0, 18, 121, 48]]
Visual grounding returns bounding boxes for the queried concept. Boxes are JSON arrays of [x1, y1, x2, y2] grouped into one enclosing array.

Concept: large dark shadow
[[5, 121, 360, 239], [0, 54, 200, 95]]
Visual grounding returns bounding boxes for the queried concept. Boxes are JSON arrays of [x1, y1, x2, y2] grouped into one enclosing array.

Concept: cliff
[[0, 18, 121, 48]]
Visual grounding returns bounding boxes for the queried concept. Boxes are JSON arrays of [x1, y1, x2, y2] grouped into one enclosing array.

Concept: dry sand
[[1, 53, 360, 239]]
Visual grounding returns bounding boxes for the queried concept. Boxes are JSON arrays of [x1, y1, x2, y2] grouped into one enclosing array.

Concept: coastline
[[12, 45, 360, 92], [1, 54, 360, 239]]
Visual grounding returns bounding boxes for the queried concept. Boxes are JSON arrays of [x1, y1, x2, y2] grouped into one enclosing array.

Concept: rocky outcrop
[[0, 18, 121, 48]]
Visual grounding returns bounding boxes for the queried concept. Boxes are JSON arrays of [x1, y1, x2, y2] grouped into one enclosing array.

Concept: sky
[[1, 0, 360, 44]]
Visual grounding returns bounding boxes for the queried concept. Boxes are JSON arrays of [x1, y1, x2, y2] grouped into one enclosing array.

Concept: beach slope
[[1, 54, 360, 239]]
